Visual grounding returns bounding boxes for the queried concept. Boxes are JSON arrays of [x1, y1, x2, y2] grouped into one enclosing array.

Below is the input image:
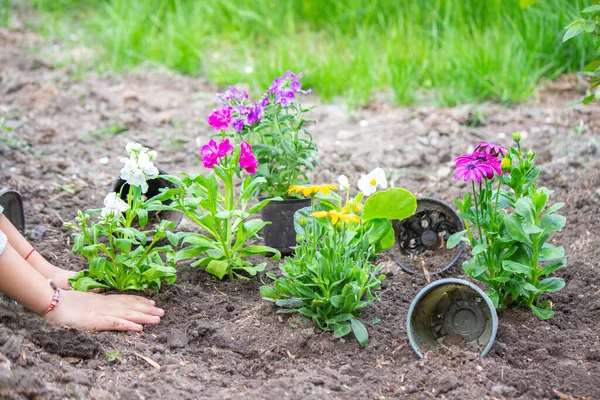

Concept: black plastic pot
[[393, 197, 465, 276], [0, 189, 25, 233], [261, 198, 311, 256], [109, 168, 182, 228]]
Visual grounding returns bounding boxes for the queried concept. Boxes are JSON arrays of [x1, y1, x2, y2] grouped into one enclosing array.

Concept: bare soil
[[1, 25, 600, 400]]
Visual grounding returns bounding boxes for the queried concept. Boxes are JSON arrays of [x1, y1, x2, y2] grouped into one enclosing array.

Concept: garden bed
[[1, 27, 600, 399]]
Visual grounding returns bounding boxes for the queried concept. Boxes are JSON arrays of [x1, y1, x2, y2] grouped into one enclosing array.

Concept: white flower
[[101, 192, 130, 218], [357, 167, 387, 196], [119, 142, 159, 193], [338, 175, 351, 190]]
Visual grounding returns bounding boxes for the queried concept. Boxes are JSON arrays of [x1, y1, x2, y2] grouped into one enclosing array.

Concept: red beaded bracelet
[[43, 280, 61, 315], [24, 248, 36, 261]]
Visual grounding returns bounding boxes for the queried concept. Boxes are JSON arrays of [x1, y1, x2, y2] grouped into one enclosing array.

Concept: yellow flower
[[288, 184, 338, 197], [311, 210, 360, 225]]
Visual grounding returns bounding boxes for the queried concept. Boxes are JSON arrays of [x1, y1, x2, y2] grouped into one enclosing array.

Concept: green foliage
[[104, 350, 122, 364], [67, 187, 178, 292], [261, 181, 416, 346], [250, 101, 318, 199], [448, 136, 567, 319], [562, 3, 600, 105], [159, 151, 280, 280], [29, 0, 598, 106]]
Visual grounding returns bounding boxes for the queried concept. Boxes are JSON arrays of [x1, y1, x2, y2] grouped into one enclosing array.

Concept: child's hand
[[50, 268, 77, 290], [43, 290, 165, 332]]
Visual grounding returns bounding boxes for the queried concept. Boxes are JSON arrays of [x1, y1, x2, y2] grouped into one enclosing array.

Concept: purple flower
[[453, 161, 494, 183], [260, 94, 269, 107], [267, 70, 310, 106], [247, 102, 263, 125], [239, 141, 258, 174], [232, 119, 245, 132], [207, 106, 233, 131], [236, 105, 251, 117], [454, 152, 501, 181], [201, 138, 233, 168], [216, 86, 249, 104], [474, 141, 507, 158]]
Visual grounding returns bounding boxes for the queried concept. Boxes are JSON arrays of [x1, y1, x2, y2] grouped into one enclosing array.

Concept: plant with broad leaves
[[562, 2, 600, 105], [156, 137, 281, 280], [448, 134, 567, 320], [210, 72, 318, 199], [66, 143, 178, 292], [260, 170, 416, 346]]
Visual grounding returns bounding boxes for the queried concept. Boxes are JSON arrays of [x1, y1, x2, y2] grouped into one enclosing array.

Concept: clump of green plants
[[260, 169, 416, 346], [66, 143, 178, 291], [159, 136, 280, 280], [448, 134, 567, 319]]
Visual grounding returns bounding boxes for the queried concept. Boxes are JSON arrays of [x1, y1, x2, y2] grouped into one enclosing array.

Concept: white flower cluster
[[338, 167, 387, 196], [120, 142, 159, 193], [101, 192, 130, 219]]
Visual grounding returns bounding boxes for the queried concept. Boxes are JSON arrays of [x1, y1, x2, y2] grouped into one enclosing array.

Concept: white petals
[[337, 175, 350, 190], [357, 167, 387, 196], [101, 192, 130, 218], [119, 142, 159, 193]]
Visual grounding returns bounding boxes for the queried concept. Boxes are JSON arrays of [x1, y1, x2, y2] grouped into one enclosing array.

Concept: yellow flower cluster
[[288, 184, 338, 197], [310, 210, 360, 225]]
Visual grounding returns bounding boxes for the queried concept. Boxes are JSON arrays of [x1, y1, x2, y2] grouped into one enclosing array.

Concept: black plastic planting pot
[[407, 278, 498, 358], [260, 198, 311, 256], [0, 189, 25, 233], [393, 197, 465, 276], [109, 168, 182, 228]]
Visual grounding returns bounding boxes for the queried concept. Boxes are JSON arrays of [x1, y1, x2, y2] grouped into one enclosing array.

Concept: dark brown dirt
[[1, 23, 600, 400]]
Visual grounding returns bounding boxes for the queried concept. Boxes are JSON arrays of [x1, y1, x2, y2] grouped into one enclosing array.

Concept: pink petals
[[201, 138, 234, 169], [454, 152, 502, 182], [207, 106, 233, 131], [239, 141, 258, 174]]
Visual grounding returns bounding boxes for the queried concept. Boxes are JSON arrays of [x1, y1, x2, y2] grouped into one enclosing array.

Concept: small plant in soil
[[261, 169, 416, 346], [448, 135, 567, 319], [211, 72, 318, 199], [66, 143, 178, 292], [160, 137, 281, 280]]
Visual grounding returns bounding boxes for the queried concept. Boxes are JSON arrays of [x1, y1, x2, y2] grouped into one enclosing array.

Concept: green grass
[[27, 0, 599, 106]]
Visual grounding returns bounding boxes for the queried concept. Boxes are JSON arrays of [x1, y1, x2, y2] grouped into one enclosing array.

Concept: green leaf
[[364, 219, 392, 247], [486, 290, 499, 309], [380, 225, 395, 250], [275, 299, 303, 308], [582, 93, 596, 104], [472, 244, 488, 256], [522, 282, 540, 293], [519, 0, 537, 9], [113, 238, 132, 254], [541, 257, 566, 276], [136, 209, 148, 228], [72, 277, 110, 292], [582, 5, 600, 13], [515, 198, 535, 223], [241, 245, 281, 260], [502, 260, 531, 275], [563, 19, 585, 42], [330, 295, 345, 308], [538, 277, 565, 292], [583, 60, 600, 72], [333, 323, 352, 338], [584, 20, 598, 33], [298, 307, 315, 317], [540, 214, 566, 237], [206, 260, 229, 279], [531, 305, 554, 320], [166, 231, 179, 247], [259, 286, 281, 299], [504, 214, 532, 245], [362, 188, 417, 222], [351, 318, 369, 347], [539, 245, 564, 261], [544, 202, 565, 215], [447, 230, 467, 249]]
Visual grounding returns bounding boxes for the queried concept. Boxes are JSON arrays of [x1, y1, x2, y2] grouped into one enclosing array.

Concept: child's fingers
[[108, 308, 161, 326], [95, 316, 143, 332]]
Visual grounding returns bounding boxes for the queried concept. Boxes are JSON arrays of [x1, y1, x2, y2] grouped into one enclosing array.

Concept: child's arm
[[0, 239, 165, 332], [0, 214, 75, 289]]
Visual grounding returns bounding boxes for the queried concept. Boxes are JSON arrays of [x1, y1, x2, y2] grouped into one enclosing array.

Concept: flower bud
[[512, 131, 521, 143], [526, 149, 535, 160], [500, 157, 511, 171], [299, 217, 308, 227]]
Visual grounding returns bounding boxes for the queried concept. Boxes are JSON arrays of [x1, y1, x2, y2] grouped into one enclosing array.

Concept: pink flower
[[207, 106, 233, 131], [239, 141, 258, 174], [474, 141, 507, 158], [201, 138, 233, 169], [454, 152, 501, 181], [453, 161, 494, 183]]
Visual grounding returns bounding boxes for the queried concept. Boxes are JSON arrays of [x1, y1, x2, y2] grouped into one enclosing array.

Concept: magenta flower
[[239, 141, 258, 174], [207, 106, 233, 131], [201, 138, 234, 169], [454, 152, 501, 181], [474, 141, 507, 158], [454, 161, 494, 183]]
